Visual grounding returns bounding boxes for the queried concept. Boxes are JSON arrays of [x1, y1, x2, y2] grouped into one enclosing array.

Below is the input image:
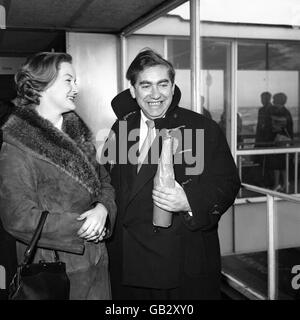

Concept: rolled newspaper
[[153, 131, 175, 228]]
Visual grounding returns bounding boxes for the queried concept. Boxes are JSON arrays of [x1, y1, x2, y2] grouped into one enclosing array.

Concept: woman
[[266, 92, 293, 191], [0, 52, 116, 299]]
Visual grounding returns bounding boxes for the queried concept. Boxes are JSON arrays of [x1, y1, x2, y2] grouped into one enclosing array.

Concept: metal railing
[[237, 148, 300, 197], [241, 183, 300, 300]]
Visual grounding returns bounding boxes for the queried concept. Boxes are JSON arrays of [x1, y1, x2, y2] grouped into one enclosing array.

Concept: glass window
[[167, 38, 192, 111], [237, 41, 300, 194], [201, 39, 232, 143], [167, 38, 232, 144], [167, 38, 190, 69]]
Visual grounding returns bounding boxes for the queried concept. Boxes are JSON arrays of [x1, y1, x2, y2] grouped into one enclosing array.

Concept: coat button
[[153, 226, 159, 233], [173, 113, 178, 119], [184, 213, 192, 221]]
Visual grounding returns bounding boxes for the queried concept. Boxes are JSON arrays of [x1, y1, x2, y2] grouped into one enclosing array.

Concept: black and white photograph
[[0, 0, 300, 307]]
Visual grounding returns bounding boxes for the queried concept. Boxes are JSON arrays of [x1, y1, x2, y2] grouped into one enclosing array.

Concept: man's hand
[[152, 180, 191, 212], [77, 203, 108, 242]]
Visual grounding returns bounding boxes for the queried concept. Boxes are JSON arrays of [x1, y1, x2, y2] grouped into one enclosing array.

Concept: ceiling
[[0, 0, 186, 55]]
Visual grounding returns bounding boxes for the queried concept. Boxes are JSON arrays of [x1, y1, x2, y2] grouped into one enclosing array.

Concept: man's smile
[[148, 101, 163, 107]]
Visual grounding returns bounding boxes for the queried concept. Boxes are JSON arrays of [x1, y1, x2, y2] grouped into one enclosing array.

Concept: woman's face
[[41, 62, 78, 113]]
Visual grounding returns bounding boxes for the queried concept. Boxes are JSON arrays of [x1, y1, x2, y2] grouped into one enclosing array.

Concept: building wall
[[136, 15, 300, 40], [233, 201, 300, 254], [218, 207, 234, 255], [0, 57, 26, 75], [127, 35, 165, 72], [66, 32, 119, 159]]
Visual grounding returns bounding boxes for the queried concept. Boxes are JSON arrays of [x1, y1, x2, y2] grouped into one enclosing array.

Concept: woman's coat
[[0, 105, 116, 299]]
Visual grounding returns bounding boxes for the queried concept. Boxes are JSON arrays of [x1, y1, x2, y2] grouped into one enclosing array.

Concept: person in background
[[200, 95, 212, 120], [0, 52, 116, 299], [254, 91, 274, 187], [218, 110, 243, 145], [104, 49, 240, 300], [267, 92, 293, 191], [255, 91, 273, 148]]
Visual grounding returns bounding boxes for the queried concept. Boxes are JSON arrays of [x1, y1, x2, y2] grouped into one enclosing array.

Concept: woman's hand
[[77, 203, 108, 242]]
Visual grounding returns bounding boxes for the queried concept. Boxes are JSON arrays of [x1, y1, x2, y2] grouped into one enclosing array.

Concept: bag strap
[[23, 211, 49, 265]]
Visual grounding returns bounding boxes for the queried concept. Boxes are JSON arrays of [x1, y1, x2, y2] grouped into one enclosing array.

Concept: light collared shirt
[[139, 111, 156, 152]]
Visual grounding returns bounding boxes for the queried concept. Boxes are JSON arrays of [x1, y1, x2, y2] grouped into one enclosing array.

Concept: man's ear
[[129, 85, 136, 99]]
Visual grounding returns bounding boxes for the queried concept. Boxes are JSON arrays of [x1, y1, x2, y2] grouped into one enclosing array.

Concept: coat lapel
[[121, 110, 158, 209], [127, 134, 160, 208], [119, 111, 140, 208], [125, 112, 182, 208]]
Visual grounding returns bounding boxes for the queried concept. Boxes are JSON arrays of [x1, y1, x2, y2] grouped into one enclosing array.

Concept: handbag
[[274, 128, 292, 147], [8, 211, 70, 300]]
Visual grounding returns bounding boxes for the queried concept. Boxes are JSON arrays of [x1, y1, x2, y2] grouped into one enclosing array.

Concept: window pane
[[167, 38, 232, 145], [238, 41, 300, 149], [201, 39, 232, 145], [238, 41, 300, 193], [167, 38, 191, 110], [167, 38, 190, 69]]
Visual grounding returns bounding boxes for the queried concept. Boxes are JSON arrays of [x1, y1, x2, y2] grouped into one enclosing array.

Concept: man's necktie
[[137, 119, 155, 173]]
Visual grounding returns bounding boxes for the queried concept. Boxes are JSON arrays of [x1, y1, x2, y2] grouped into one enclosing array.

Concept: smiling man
[[129, 64, 175, 120], [105, 49, 240, 300]]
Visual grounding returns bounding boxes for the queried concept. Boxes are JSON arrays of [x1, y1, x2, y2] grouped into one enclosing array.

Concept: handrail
[[237, 147, 300, 155], [239, 150, 299, 195], [242, 183, 300, 203], [241, 183, 300, 300]]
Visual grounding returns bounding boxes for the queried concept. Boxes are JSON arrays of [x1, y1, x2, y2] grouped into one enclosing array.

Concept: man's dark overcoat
[[105, 87, 240, 299]]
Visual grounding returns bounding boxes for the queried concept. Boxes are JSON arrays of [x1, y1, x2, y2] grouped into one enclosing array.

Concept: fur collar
[[2, 106, 101, 196]]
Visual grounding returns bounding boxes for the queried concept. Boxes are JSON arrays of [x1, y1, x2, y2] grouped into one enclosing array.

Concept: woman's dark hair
[[273, 92, 287, 106], [126, 48, 175, 86], [14, 52, 72, 106]]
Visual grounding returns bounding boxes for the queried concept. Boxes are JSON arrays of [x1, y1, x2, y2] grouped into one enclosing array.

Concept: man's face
[[130, 65, 175, 120]]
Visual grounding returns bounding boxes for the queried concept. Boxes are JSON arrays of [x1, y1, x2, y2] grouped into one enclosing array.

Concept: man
[[254, 92, 274, 188], [103, 49, 240, 300], [255, 91, 273, 147], [200, 95, 212, 119]]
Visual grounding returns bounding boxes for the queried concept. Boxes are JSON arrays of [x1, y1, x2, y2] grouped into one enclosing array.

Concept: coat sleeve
[[94, 163, 117, 239], [101, 120, 120, 189], [287, 110, 294, 139], [181, 123, 241, 231], [0, 143, 84, 254], [255, 109, 264, 144]]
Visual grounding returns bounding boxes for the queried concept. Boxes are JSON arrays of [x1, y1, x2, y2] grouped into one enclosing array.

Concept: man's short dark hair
[[126, 49, 175, 86], [261, 91, 271, 100]]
